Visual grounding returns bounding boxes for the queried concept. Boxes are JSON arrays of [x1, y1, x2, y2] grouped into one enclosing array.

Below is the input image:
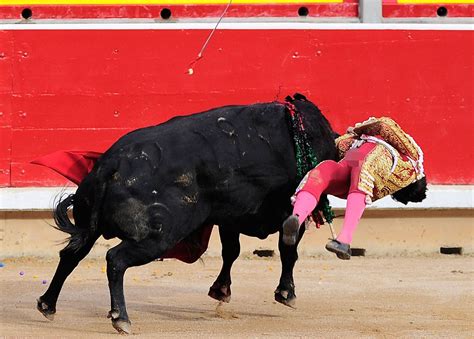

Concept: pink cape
[[32, 151, 213, 264]]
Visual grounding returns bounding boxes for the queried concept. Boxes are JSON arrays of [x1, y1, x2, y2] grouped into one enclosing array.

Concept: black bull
[[37, 94, 337, 334]]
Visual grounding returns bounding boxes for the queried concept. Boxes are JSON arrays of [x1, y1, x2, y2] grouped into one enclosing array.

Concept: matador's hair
[[391, 176, 427, 205]]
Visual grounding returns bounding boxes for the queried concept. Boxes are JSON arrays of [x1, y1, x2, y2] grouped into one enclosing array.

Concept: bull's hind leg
[[208, 227, 240, 303], [105, 237, 167, 334], [37, 234, 99, 320], [274, 225, 305, 308]]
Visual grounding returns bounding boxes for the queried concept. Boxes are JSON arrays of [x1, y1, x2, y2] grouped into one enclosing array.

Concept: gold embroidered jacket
[[336, 117, 425, 203]]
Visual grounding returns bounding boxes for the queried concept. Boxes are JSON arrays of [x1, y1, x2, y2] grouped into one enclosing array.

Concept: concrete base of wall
[[1, 209, 472, 258]]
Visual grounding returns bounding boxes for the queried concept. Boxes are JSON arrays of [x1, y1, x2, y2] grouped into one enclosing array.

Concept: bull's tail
[[53, 194, 91, 253]]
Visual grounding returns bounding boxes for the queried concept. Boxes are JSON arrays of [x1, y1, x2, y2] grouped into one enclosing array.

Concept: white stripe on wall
[[0, 22, 473, 31], [0, 185, 472, 210]]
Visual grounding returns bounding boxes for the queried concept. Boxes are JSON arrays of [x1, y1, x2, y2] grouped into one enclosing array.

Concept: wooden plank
[[10, 128, 130, 160], [0, 159, 10, 187], [383, 3, 473, 17], [11, 162, 70, 186], [0, 2, 358, 19]]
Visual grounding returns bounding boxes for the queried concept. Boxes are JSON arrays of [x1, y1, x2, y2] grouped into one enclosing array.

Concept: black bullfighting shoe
[[325, 240, 351, 260], [282, 215, 301, 246]]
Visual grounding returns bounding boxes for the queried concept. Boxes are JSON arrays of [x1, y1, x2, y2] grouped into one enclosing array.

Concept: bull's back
[[99, 102, 294, 181], [84, 103, 295, 232]]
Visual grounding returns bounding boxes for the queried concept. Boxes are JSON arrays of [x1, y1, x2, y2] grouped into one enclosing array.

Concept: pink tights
[[336, 191, 366, 244], [293, 190, 366, 244], [291, 143, 376, 244]]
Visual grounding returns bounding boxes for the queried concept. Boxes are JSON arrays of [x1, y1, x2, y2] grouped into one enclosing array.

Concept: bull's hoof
[[108, 310, 131, 335], [208, 283, 231, 303], [274, 288, 296, 308], [112, 319, 132, 335], [36, 298, 56, 321]]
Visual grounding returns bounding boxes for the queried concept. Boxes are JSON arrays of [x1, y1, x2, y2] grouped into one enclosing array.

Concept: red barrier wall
[[0, 28, 472, 187], [383, 0, 474, 18], [0, 2, 358, 20], [2, 1, 473, 20]]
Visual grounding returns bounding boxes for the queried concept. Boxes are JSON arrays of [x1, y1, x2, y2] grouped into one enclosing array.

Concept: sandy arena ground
[[1, 255, 473, 338]]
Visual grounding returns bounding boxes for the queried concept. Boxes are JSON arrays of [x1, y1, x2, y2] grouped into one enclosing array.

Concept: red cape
[[32, 151, 213, 264]]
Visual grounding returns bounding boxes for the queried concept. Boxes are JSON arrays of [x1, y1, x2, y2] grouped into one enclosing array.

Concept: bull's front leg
[[274, 225, 305, 308], [208, 226, 240, 303]]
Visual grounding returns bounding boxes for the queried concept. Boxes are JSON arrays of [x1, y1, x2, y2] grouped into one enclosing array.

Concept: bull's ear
[[293, 93, 307, 101], [285, 95, 294, 102]]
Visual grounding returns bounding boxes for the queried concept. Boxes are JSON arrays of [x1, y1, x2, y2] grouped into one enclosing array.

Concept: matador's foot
[[325, 240, 351, 260]]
